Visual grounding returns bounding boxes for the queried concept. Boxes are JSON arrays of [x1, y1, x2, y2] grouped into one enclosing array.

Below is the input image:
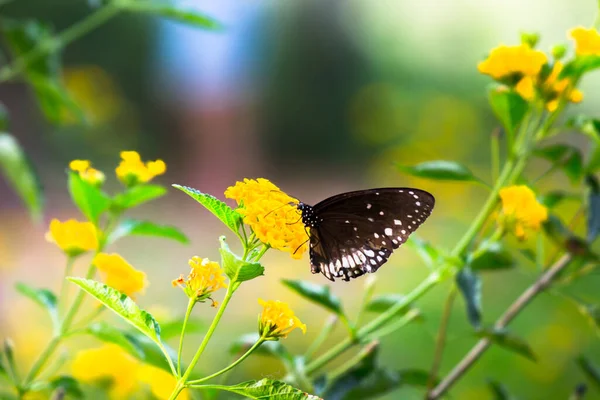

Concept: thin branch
[[426, 287, 457, 392], [428, 253, 573, 399]]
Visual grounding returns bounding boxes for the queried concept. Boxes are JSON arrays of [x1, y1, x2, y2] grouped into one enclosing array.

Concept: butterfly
[[296, 188, 435, 282]]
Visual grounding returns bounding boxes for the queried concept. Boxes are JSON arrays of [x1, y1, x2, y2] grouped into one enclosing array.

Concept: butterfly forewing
[[306, 188, 435, 281]]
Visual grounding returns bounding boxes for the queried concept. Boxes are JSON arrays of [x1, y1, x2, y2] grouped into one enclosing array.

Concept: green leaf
[[1, 19, 58, 76], [456, 267, 482, 328], [397, 160, 481, 183], [325, 342, 379, 399], [281, 279, 343, 316], [67, 278, 162, 345], [126, 331, 177, 373], [487, 379, 516, 400], [477, 328, 536, 361], [112, 184, 167, 210], [560, 55, 600, 79], [488, 85, 528, 138], [124, 2, 223, 29], [333, 368, 431, 400], [15, 282, 58, 325], [366, 294, 411, 314], [48, 376, 84, 399], [534, 144, 584, 184], [469, 241, 514, 271], [173, 185, 242, 235], [27, 72, 86, 125], [86, 322, 144, 358], [160, 319, 206, 340], [219, 237, 264, 284], [108, 219, 189, 244], [197, 379, 322, 399], [540, 191, 580, 208], [230, 333, 294, 368], [586, 175, 600, 243], [0, 133, 43, 220], [406, 235, 440, 268], [68, 172, 110, 223], [567, 115, 600, 142], [577, 356, 600, 390], [543, 214, 590, 256]]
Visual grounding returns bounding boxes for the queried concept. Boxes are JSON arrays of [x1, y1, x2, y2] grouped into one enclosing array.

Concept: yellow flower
[[499, 185, 548, 240], [570, 26, 600, 56], [138, 364, 189, 400], [173, 257, 227, 304], [115, 150, 166, 186], [478, 44, 547, 80], [225, 178, 308, 259], [72, 345, 139, 398], [258, 298, 306, 340], [94, 253, 147, 298], [69, 159, 106, 186], [45, 219, 98, 256]]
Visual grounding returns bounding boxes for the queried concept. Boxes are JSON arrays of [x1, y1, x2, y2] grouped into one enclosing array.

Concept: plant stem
[[304, 316, 338, 361], [61, 264, 96, 333], [178, 298, 196, 376], [20, 336, 60, 388], [426, 287, 457, 392], [187, 339, 265, 385], [58, 257, 75, 317], [428, 253, 573, 399]]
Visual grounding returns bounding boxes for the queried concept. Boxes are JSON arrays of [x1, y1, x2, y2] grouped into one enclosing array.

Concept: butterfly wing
[[309, 188, 434, 281]]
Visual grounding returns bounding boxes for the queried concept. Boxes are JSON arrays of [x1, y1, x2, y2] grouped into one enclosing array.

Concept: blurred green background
[[1, 0, 600, 398]]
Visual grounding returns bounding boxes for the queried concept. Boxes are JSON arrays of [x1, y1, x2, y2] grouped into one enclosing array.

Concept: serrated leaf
[[85, 322, 144, 358], [173, 185, 242, 235], [406, 235, 439, 268], [282, 279, 343, 316], [108, 219, 189, 244], [68, 172, 110, 223], [67, 278, 162, 345], [487, 379, 515, 400], [111, 184, 167, 210], [469, 241, 514, 271], [219, 237, 264, 283], [586, 175, 600, 243], [477, 328, 536, 361], [456, 267, 482, 328], [397, 160, 481, 183], [15, 282, 58, 325], [0, 133, 43, 220], [196, 379, 322, 399], [230, 333, 294, 368], [366, 294, 410, 314], [577, 356, 600, 390], [534, 144, 584, 184], [124, 2, 222, 29], [160, 319, 206, 340], [488, 85, 528, 138]]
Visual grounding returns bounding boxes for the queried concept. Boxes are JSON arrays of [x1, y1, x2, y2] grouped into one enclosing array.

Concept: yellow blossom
[[45, 219, 98, 256], [69, 159, 106, 186], [94, 253, 147, 298], [115, 150, 166, 186], [258, 299, 306, 340], [173, 257, 227, 303], [499, 185, 548, 240], [138, 364, 189, 400], [72, 345, 139, 398], [570, 26, 600, 56], [225, 178, 308, 259], [478, 44, 547, 80]]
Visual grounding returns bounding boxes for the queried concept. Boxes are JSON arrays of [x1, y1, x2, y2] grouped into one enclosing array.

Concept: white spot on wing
[[366, 203, 372, 209], [384, 228, 393, 236], [364, 249, 375, 257], [394, 219, 402, 225]]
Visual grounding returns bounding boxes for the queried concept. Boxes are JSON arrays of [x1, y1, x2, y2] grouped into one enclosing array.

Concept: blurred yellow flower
[[45, 219, 98, 256], [478, 44, 547, 80], [173, 257, 227, 304], [72, 345, 139, 398], [69, 159, 106, 186], [225, 178, 308, 259], [94, 253, 147, 298], [258, 298, 306, 340], [138, 364, 189, 400], [116, 150, 166, 186], [570, 26, 600, 56], [499, 185, 548, 240]]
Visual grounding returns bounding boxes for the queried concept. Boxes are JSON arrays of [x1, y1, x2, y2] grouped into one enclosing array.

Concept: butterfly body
[[297, 188, 435, 282]]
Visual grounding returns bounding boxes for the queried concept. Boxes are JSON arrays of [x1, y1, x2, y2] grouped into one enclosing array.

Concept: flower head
[[478, 44, 547, 81], [173, 257, 227, 304], [225, 178, 308, 259], [499, 185, 548, 240], [94, 253, 147, 298], [45, 219, 98, 256], [570, 26, 600, 56], [115, 151, 166, 186], [69, 159, 106, 186], [258, 299, 306, 340]]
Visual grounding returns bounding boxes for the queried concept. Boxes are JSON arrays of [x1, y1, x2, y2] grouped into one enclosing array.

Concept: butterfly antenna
[[264, 202, 294, 219], [293, 238, 310, 255]]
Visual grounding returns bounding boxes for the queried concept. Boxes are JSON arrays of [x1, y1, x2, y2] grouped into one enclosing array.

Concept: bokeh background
[[1, 0, 600, 398]]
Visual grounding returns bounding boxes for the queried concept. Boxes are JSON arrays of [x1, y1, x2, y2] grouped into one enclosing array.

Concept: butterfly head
[[297, 202, 323, 228]]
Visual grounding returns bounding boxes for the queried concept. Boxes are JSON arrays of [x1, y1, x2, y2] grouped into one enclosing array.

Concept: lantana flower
[[569, 26, 600, 56], [116, 151, 166, 186], [225, 178, 308, 259], [477, 44, 547, 81], [258, 299, 306, 340], [499, 185, 548, 240], [94, 253, 147, 298], [172, 257, 227, 305], [69, 159, 105, 186], [45, 219, 98, 257]]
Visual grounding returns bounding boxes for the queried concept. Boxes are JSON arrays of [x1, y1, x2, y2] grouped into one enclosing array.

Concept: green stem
[[491, 128, 501, 183], [58, 257, 76, 318], [187, 339, 265, 385], [426, 287, 457, 392], [20, 336, 60, 387], [178, 298, 196, 376], [304, 316, 338, 361], [61, 263, 96, 333]]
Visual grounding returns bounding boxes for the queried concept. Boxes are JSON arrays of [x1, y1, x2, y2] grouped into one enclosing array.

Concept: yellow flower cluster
[[94, 253, 147, 298], [172, 257, 227, 304], [225, 178, 308, 259], [499, 185, 548, 240], [570, 26, 600, 56], [45, 219, 98, 256], [116, 151, 166, 186], [258, 298, 306, 340], [477, 44, 547, 79], [72, 344, 188, 399], [69, 159, 106, 186]]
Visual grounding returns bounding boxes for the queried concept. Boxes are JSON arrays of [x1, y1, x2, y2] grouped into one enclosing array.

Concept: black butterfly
[[297, 188, 435, 282]]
